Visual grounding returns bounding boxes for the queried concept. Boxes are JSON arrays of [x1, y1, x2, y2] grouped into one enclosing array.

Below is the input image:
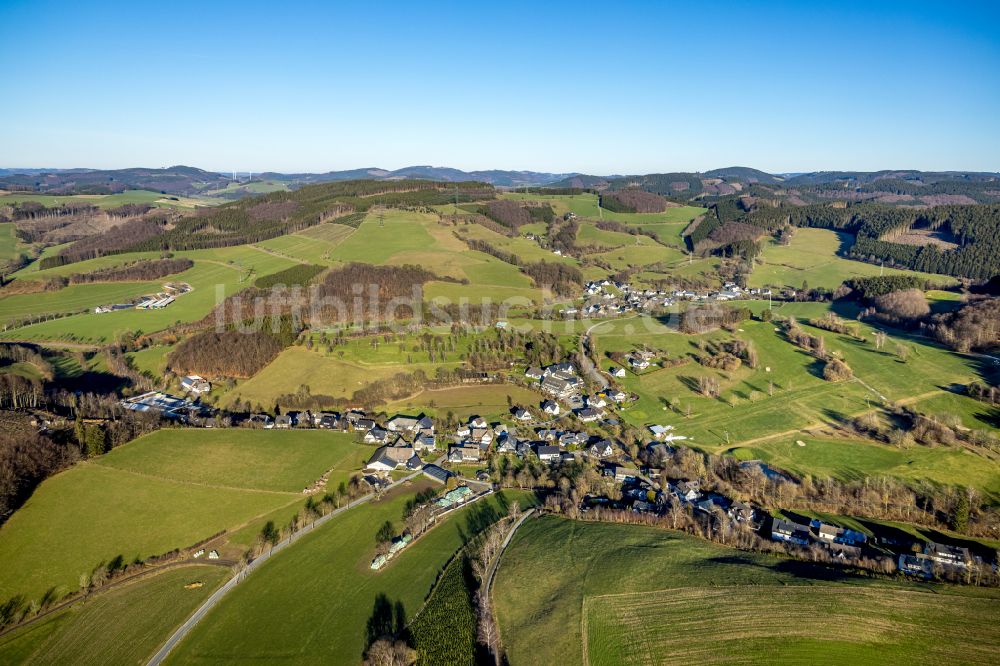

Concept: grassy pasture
[[590, 307, 997, 493], [383, 384, 546, 421], [1, 247, 298, 342], [220, 346, 463, 408], [255, 226, 354, 265], [458, 223, 578, 264], [0, 222, 19, 263], [96, 429, 358, 493], [329, 209, 439, 264], [126, 343, 174, 378], [595, 310, 981, 443], [731, 435, 1000, 495], [749, 228, 958, 290], [0, 429, 360, 600], [493, 516, 1000, 666], [586, 586, 999, 665], [0, 280, 164, 325], [0, 565, 228, 666], [165, 487, 536, 665]]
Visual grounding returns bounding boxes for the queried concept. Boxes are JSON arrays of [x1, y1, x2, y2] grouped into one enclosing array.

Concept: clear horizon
[[2, 0, 998, 173]]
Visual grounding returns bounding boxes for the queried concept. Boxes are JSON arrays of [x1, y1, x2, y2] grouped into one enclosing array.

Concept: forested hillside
[[31, 180, 494, 268]]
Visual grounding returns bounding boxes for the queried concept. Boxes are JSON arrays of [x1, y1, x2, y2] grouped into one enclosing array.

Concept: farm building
[[181, 375, 211, 394]]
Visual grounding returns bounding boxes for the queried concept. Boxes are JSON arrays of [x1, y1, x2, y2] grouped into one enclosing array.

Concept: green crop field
[[0, 565, 228, 666], [0, 429, 361, 601], [165, 486, 536, 665], [493, 516, 1000, 666], [749, 228, 958, 290], [585, 586, 999, 665]]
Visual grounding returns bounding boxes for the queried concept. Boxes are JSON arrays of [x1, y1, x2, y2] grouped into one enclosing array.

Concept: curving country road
[[146, 460, 440, 666]]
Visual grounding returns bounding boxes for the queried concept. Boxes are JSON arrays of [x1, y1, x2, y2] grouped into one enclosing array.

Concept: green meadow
[[0, 429, 361, 601], [165, 487, 536, 665], [2, 247, 298, 342], [493, 516, 1000, 666], [590, 305, 997, 493], [0, 222, 20, 263], [0, 565, 228, 666], [749, 228, 958, 291]]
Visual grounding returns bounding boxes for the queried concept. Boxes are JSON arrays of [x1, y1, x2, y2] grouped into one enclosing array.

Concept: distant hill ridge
[[2, 165, 998, 202]]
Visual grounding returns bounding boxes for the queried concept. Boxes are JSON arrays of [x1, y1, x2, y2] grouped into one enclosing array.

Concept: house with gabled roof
[[367, 446, 422, 472], [590, 439, 614, 458], [536, 445, 561, 462], [771, 518, 810, 546], [513, 407, 533, 422], [364, 426, 391, 445]]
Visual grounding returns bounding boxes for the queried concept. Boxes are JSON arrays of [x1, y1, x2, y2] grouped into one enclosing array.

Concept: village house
[[469, 415, 488, 430], [576, 407, 600, 423], [587, 394, 607, 409], [628, 355, 650, 370], [898, 553, 935, 578], [513, 407, 533, 422], [771, 518, 811, 546], [386, 415, 420, 432], [924, 542, 970, 568], [559, 431, 588, 447], [536, 445, 561, 462], [448, 445, 481, 463], [673, 480, 701, 502], [541, 400, 560, 416], [614, 466, 639, 483], [367, 445, 422, 472], [318, 412, 340, 429], [535, 428, 559, 441], [589, 439, 615, 458], [814, 521, 867, 547], [364, 426, 391, 445], [525, 366, 544, 381], [414, 433, 437, 452], [496, 432, 518, 454], [274, 414, 293, 429], [609, 366, 626, 378]]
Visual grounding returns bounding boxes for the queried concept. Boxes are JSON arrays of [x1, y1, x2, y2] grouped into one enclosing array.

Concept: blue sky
[[1, 0, 998, 173]]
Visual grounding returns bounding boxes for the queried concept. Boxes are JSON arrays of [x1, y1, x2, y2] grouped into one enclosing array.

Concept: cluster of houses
[[563, 279, 772, 319], [363, 413, 437, 473], [898, 542, 974, 577], [770, 517, 869, 558]]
